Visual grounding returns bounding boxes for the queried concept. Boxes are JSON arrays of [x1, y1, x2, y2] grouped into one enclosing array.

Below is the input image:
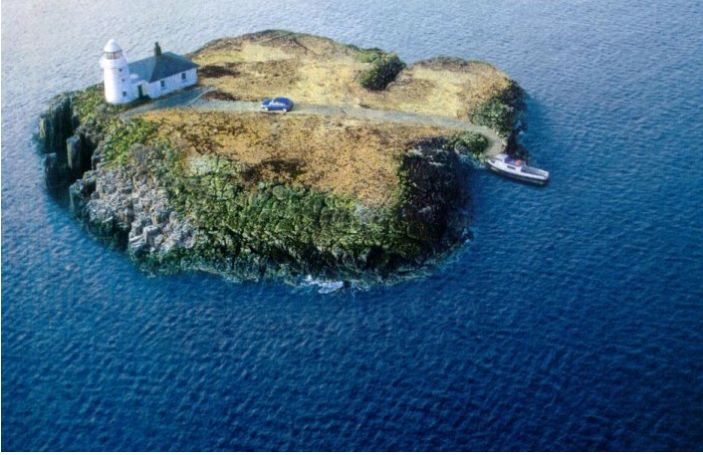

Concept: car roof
[[273, 97, 291, 103]]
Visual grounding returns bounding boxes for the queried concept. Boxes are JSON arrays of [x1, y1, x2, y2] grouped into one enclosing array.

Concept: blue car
[[261, 97, 294, 113]]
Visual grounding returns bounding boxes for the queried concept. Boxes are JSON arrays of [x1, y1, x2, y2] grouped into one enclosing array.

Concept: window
[[104, 51, 122, 60], [122, 91, 127, 97], [160, 80, 166, 88], [181, 72, 186, 81]]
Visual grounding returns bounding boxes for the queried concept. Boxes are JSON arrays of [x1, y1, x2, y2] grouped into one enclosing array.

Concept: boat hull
[[486, 163, 549, 185]]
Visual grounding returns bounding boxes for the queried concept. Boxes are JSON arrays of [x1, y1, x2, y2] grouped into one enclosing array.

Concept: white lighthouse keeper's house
[[100, 40, 199, 105]]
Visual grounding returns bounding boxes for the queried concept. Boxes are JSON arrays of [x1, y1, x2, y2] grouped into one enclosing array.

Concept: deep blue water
[[3, 0, 703, 450]]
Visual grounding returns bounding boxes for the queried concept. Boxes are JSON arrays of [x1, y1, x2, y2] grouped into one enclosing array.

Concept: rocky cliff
[[37, 32, 524, 285]]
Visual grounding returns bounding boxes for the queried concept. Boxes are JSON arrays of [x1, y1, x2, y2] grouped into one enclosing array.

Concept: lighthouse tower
[[99, 39, 135, 104]]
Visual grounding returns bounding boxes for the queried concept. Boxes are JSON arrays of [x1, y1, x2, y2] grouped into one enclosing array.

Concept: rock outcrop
[[39, 94, 75, 188], [38, 94, 101, 188], [69, 144, 198, 270], [61, 134, 471, 283], [36, 32, 525, 285]]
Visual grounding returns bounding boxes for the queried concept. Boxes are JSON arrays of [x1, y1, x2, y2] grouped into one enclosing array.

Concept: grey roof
[[128, 51, 198, 83]]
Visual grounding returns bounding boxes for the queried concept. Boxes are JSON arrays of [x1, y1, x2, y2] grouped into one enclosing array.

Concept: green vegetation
[[359, 53, 406, 91], [153, 149, 424, 277], [470, 98, 512, 135], [57, 87, 472, 279], [42, 30, 517, 282], [470, 81, 523, 135], [69, 84, 159, 166], [101, 119, 159, 165], [346, 43, 385, 63], [447, 131, 489, 157], [72, 85, 105, 123], [72, 84, 145, 125]]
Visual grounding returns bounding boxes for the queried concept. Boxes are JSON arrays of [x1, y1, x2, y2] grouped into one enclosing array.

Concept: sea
[[2, 0, 702, 450]]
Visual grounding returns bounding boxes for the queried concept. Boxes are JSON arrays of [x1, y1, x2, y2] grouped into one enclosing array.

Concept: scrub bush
[[359, 53, 406, 91]]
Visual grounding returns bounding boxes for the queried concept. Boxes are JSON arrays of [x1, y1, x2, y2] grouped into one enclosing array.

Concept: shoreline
[[36, 31, 525, 285]]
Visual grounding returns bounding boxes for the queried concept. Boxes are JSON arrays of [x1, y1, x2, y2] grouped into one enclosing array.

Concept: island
[[37, 30, 524, 284]]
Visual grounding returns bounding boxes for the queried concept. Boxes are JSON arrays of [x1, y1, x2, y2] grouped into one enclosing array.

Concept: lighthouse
[[99, 39, 199, 104], [99, 39, 136, 104]]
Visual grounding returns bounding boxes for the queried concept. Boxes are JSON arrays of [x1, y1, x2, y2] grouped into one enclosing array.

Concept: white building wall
[[145, 68, 198, 99], [102, 57, 138, 104]]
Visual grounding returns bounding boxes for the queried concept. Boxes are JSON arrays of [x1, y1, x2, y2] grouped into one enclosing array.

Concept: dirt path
[[123, 87, 507, 157]]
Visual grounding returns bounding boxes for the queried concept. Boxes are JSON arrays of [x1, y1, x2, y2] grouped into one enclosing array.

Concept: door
[[138, 85, 145, 98]]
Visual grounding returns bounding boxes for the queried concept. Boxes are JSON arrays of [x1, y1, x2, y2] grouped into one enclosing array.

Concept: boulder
[[143, 225, 161, 246], [127, 234, 148, 257]]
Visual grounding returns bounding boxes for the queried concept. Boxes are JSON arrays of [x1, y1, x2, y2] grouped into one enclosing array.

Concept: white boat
[[486, 153, 550, 185]]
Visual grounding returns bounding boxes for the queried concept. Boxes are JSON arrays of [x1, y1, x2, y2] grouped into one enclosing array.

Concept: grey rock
[[44, 153, 67, 189], [38, 93, 74, 155], [152, 234, 164, 249], [66, 135, 82, 173], [143, 225, 161, 246], [128, 234, 148, 256], [152, 208, 171, 224]]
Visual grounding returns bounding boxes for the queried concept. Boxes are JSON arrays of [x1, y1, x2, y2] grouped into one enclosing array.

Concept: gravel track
[[123, 86, 507, 157]]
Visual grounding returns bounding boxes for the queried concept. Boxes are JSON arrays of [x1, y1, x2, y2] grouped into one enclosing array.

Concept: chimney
[[154, 42, 162, 57]]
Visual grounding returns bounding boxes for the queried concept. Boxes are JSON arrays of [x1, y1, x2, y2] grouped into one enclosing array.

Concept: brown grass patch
[[140, 109, 455, 207], [192, 30, 513, 119], [198, 64, 240, 78], [201, 89, 239, 101]]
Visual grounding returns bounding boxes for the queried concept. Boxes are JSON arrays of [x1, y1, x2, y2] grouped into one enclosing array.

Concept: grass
[[164, 166, 408, 275], [72, 85, 105, 123], [138, 136, 431, 278], [100, 118, 159, 165], [192, 30, 515, 121], [59, 31, 504, 279], [73, 84, 147, 125], [140, 109, 455, 207], [67, 84, 161, 166], [344, 43, 385, 63]]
